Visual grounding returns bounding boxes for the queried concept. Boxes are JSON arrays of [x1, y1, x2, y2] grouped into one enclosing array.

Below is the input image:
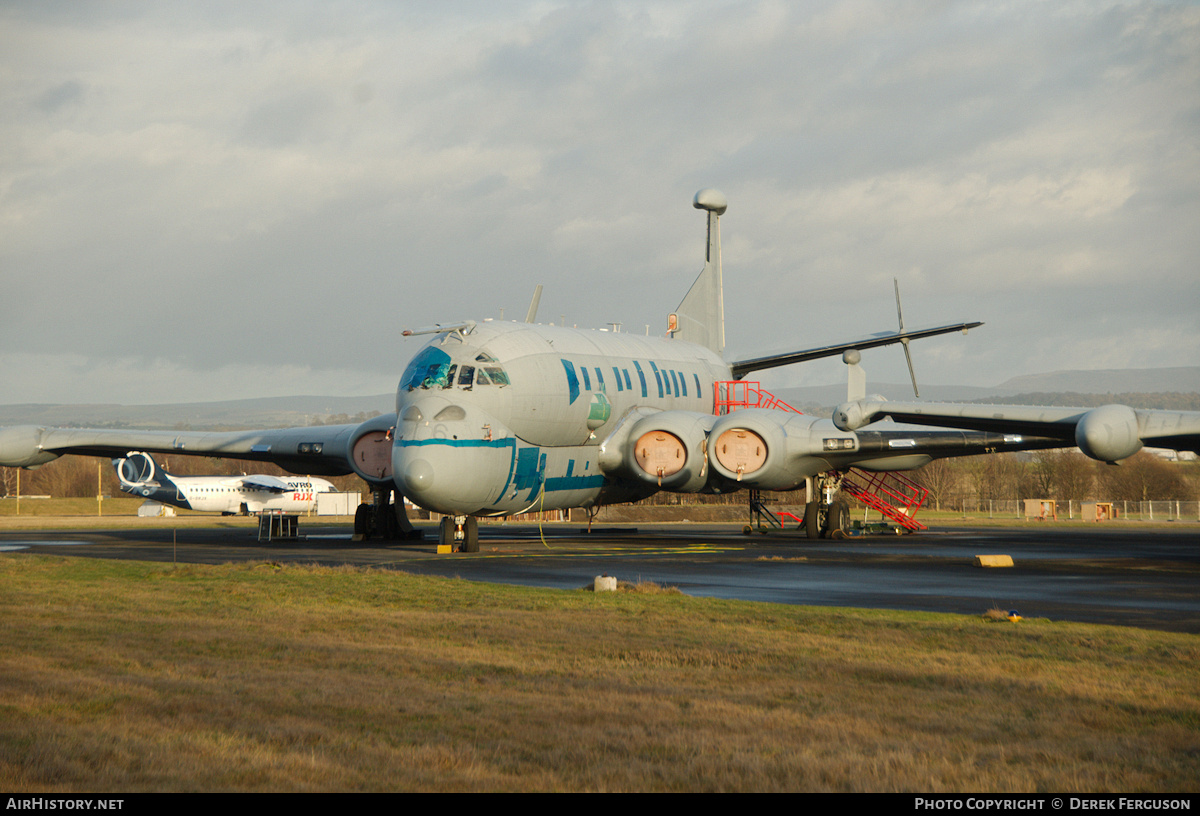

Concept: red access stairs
[[714, 381, 929, 532]]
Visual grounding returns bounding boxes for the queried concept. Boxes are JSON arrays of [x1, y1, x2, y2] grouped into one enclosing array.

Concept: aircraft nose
[[401, 458, 434, 494]]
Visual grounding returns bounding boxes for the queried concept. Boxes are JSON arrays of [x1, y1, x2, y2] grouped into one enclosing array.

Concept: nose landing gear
[[438, 515, 479, 552]]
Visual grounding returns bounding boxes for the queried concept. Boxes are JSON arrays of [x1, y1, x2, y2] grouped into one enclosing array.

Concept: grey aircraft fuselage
[[392, 319, 731, 516], [388, 317, 1041, 518]]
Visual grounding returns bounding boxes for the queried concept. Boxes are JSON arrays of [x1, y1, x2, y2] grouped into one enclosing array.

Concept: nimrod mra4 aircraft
[[2, 189, 1198, 549], [114, 451, 336, 515]]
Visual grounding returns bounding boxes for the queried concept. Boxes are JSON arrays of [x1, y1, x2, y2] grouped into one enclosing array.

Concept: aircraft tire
[[438, 516, 455, 549], [804, 501, 820, 540], [464, 516, 479, 553], [826, 500, 849, 538], [380, 508, 399, 540], [354, 504, 372, 539]]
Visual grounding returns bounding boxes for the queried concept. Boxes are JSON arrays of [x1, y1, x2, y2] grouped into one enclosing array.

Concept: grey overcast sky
[[2, 1, 1197, 405]]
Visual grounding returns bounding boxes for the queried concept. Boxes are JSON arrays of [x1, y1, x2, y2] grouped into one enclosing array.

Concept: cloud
[[0, 0, 1196, 404]]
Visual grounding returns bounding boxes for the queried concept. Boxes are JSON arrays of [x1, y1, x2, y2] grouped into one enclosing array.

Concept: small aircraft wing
[[237, 474, 295, 493], [833, 399, 1200, 463], [729, 321, 982, 379]]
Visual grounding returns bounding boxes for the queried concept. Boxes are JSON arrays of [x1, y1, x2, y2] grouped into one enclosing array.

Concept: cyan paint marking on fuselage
[[633, 361, 648, 397], [510, 446, 549, 502], [545, 457, 607, 492], [561, 359, 580, 405], [649, 361, 664, 398]]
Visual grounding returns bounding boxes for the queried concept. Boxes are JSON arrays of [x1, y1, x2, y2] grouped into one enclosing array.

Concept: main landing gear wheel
[[353, 486, 423, 542], [804, 501, 821, 540], [354, 503, 371, 538], [825, 500, 850, 540]]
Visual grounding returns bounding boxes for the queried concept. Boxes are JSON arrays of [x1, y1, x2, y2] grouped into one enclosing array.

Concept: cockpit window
[[458, 365, 475, 389], [401, 346, 453, 391], [423, 363, 453, 388], [472, 365, 510, 387]]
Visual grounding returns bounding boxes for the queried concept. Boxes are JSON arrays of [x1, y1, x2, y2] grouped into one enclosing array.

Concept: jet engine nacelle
[[0, 425, 60, 469], [598, 409, 716, 492], [347, 413, 401, 484], [1075, 404, 1142, 463], [707, 410, 838, 491]]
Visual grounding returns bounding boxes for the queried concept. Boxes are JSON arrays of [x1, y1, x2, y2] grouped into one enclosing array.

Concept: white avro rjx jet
[[2, 190, 1198, 549], [113, 451, 336, 515]]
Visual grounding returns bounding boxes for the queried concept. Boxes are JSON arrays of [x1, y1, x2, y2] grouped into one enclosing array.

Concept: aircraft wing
[[832, 399, 1200, 463], [0, 413, 398, 479], [600, 406, 1065, 494], [237, 474, 295, 493], [729, 321, 982, 379]]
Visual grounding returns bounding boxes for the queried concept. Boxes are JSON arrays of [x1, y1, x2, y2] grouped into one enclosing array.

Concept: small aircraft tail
[[670, 189, 727, 355], [113, 451, 178, 500]]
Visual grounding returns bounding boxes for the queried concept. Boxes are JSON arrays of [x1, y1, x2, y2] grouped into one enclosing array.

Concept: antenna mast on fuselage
[[669, 188, 727, 356]]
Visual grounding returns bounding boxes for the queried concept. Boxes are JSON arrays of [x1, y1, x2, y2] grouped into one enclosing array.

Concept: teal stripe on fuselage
[[544, 474, 606, 491]]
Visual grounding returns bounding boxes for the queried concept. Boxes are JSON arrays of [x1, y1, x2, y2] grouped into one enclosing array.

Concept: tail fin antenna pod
[[670, 189, 727, 355], [844, 349, 866, 403]]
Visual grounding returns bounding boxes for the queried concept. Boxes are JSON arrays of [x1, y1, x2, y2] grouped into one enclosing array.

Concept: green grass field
[[1, 554, 1197, 792]]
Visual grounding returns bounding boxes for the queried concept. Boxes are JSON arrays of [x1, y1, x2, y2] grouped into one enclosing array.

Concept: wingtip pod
[[1075, 404, 1142, 463], [0, 425, 59, 468]]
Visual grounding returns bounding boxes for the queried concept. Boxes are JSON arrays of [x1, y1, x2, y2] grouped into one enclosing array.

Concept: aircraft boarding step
[[745, 489, 803, 532], [837, 468, 929, 532], [716, 382, 930, 533]]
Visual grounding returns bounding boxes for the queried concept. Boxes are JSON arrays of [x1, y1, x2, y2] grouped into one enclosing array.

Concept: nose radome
[[402, 458, 434, 493]]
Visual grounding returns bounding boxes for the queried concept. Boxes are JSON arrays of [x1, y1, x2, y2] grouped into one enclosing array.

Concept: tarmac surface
[[3, 520, 1198, 633]]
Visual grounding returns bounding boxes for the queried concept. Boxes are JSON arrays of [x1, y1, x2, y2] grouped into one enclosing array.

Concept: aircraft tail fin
[[525, 284, 543, 323], [670, 189, 727, 355]]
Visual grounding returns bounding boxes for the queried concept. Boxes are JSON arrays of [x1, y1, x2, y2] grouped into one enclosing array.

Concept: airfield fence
[[924, 498, 1200, 521], [609, 492, 1200, 523]]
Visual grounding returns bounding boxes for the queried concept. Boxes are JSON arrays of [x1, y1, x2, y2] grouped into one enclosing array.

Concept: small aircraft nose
[[401, 458, 434, 494]]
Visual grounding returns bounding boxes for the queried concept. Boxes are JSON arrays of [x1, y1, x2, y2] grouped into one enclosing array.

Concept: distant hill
[[0, 395, 393, 431], [993, 367, 1200, 394], [0, 366, 1195, 430], [772, 366, 1200, 413]]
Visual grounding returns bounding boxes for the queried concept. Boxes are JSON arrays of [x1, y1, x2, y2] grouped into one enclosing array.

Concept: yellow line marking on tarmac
[[438, 543, 746, 560]]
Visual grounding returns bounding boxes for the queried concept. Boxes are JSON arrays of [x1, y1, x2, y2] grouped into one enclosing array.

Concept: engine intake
[[347, 413, 401, 483], [712, 428, 767, 478], [599, 410, 715, 492]]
